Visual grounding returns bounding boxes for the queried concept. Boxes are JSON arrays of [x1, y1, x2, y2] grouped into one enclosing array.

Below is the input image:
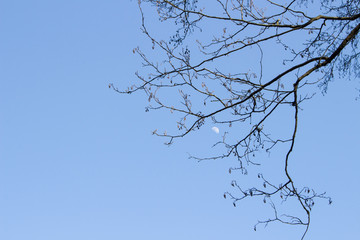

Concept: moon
[[211, 126, 220, 134]]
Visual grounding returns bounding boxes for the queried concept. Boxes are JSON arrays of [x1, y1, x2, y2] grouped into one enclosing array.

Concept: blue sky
[[1, 1, 359, 239]]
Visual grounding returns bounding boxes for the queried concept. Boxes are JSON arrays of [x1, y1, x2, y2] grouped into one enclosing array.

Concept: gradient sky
[[1, 1, 359, 239]]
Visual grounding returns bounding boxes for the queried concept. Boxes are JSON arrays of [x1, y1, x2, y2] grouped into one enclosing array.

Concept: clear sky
[[1, 1, 359, 239]]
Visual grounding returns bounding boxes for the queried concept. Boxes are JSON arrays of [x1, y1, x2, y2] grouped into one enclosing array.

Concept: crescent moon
[[211, 126, 220, 134]]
